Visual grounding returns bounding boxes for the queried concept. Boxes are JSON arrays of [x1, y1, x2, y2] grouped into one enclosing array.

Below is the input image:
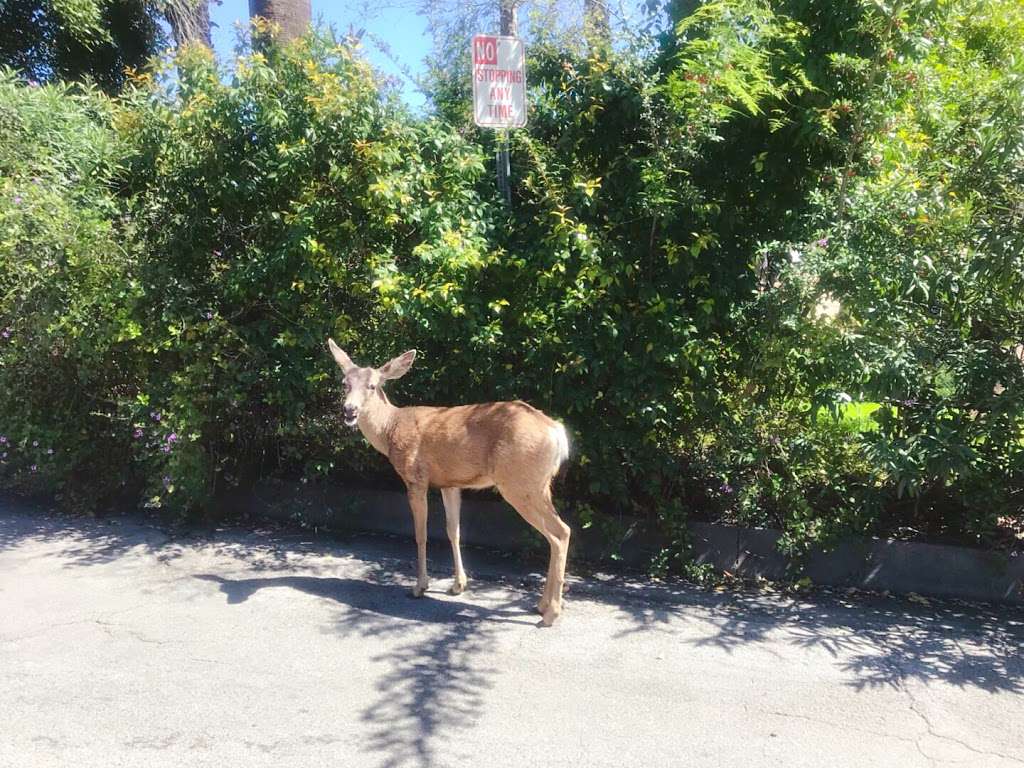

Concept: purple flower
[[204, 311, 214, 320], [161, 444, 171, 453], [162, 475, 172, 487], [0, 435, 6, 444], [815, 237, 829, 248], [13, 196, 21, 205], [1, 452, 7, 459], [167, 432, 178, 443], [28, 80, 38, 88], [1, 328, 9, 339], [150, 411, 161, 422], [720, 482, 734, 495], [212, 250, 221, 257], [133, 428, 144, 439], [30, 464, 37, 472]]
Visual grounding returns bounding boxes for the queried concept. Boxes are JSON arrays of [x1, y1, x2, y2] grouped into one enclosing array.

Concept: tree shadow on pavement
[[0, 498, 354, 571], [6, 501, 1024, 729], [783, 595, 1024, 693], [196, 572, 537, 768], [573, 577, 1024, 695], [0, 499, 179, 566]]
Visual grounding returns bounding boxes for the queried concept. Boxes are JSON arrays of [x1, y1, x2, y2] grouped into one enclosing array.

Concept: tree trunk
[[165, 0, 211, 47], [499, 0, 518, 36], [583, 0, 610, 48], [249, 0, 312, 42]]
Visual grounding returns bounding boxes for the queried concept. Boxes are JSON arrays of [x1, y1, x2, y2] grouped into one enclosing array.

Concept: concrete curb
[[688, 522, 1024, 605], [226, 480, 1024, 606]]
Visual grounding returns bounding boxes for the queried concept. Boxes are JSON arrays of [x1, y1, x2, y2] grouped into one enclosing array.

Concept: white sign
[[472, 35, 527, 129]]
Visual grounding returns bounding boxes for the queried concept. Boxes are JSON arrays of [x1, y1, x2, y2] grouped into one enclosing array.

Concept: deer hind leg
[[407, 485, 430, 597], [534, 503, 560, 615], [499, 484, 571, 626], [441, 487, 468, 595], [529, 486, 572, 620], [538, 496, 571, 624]]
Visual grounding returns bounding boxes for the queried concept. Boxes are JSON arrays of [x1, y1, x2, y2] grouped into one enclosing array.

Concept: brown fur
[[328, 339, 572, 625]]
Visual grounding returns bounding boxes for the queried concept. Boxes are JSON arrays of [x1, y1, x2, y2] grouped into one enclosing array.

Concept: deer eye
[[368, 383, 377, 391]]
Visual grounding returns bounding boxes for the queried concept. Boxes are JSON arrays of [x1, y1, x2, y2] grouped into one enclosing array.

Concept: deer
[[327, 339, 572, 626]]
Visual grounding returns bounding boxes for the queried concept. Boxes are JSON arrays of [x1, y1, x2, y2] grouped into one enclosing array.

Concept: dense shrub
[[0, 31, 498, 512], [734, 0, 1024, 548], [1, 4, 1021, 560], [420, 0, 840, 537], [115, 31, 503, 510], [421, 0, 1023, 553], [0, 72, 148, 505]]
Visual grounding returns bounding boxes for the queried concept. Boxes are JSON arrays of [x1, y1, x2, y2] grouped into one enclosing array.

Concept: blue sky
[[204, 2, 661, 109], [208, 1, 435, 108]]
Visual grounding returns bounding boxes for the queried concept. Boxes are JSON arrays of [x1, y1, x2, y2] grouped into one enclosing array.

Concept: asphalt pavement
[[2, 500, 1022, 767]]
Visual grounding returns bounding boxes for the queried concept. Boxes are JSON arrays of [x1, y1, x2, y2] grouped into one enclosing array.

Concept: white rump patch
[[549, 423, 570, 475]]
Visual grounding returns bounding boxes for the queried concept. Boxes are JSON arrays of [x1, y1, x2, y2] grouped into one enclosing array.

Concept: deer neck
[[358, 389, 399, 457]]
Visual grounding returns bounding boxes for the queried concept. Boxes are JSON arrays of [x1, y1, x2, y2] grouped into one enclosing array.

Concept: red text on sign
[[473, 36, 497, 65]]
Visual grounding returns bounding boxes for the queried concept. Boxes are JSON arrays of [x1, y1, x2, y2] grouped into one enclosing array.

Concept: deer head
[[327, 338, 416, 428]]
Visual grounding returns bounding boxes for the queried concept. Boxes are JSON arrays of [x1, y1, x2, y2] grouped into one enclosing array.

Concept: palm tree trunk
[[164, 0, 211, 47], [249, 0, 312, 42]]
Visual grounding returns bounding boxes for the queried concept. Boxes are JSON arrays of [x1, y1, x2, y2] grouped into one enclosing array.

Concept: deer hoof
[[449, 579, 467, 595], [536, 598, 550, 616], [411, 582, 428, 598], [540, 605, 561, 627]]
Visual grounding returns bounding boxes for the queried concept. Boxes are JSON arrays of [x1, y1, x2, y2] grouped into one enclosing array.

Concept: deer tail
[[548, 422, 571, 481]]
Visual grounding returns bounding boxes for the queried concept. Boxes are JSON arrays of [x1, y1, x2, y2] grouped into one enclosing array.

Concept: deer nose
[[343, 404, 358, 420]]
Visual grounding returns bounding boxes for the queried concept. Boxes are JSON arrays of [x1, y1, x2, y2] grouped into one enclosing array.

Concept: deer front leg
[[441, 487, 468, 595], [407, 485, 430, 597]]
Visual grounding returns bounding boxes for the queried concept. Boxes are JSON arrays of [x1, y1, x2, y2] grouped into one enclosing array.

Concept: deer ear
[[327, 338, 355, 373], [379, 349, 416, 380]]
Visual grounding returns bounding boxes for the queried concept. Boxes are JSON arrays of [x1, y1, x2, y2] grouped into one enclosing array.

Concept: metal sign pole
[[472, 3, 524, 206], [497, 130, 511, 206], [498, 1, 516, 207]]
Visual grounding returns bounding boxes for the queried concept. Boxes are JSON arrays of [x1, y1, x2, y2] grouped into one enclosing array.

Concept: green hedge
[[1, 2, 1021, 565]]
